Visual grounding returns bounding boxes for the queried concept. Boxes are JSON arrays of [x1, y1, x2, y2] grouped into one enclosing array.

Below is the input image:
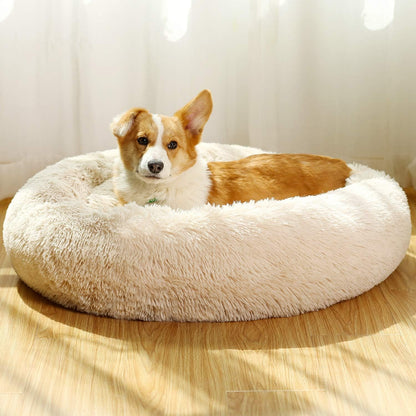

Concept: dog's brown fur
[[207, 153, 351, 205]]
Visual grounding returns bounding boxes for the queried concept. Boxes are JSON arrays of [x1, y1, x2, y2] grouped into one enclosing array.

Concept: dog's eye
[[167, 141, 177, 150], [137, 136, 148, 146]]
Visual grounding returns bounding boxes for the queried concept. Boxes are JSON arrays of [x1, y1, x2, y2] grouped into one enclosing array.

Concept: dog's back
[[207, 153, 351, 205]]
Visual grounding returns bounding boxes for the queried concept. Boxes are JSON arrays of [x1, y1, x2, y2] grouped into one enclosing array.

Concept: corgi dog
[[111, 90, 351, 209]]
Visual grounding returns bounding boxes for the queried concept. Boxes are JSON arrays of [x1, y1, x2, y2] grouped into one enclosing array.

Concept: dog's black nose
[[148, 160, 164, 174]]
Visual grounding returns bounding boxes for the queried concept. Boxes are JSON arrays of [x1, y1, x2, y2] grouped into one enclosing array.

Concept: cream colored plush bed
[[3, 143, 411, 321]]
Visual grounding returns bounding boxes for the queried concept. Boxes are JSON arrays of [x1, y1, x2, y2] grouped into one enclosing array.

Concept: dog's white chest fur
[[114, 156, 211, 210]]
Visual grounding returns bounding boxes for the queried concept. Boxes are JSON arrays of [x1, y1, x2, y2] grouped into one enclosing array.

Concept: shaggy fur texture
[[3, 143, 411, 322]]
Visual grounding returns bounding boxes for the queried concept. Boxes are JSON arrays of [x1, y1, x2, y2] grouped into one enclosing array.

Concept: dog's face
[[111, 90, 212, 183]]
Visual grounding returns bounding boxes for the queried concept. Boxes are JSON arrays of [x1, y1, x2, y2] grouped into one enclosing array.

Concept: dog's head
[[111, 90, 212, 182]]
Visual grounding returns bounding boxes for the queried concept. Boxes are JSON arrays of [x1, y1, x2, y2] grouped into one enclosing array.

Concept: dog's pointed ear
[[111, 108, 147, 140], [174, 90, 212, 144]]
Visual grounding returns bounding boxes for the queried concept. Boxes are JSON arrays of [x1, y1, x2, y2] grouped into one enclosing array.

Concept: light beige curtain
[[1, 0, 415, 199]]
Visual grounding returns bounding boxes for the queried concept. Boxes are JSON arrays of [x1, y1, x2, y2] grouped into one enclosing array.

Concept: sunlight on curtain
[[0, 0, 13, 22], [257, 0, 280, 19], [162, 0, 192, 42], [362, 0, 395, 31]]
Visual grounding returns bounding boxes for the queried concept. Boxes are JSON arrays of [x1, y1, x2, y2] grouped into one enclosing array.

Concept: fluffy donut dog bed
[[3, 143, 411, 322]]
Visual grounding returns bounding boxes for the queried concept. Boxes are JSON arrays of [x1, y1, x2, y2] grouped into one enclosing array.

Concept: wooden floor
[[1, 192, 416, 416]]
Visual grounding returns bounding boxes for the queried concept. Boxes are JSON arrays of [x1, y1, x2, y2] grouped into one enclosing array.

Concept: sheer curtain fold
[[1, 0, 415, 199]]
